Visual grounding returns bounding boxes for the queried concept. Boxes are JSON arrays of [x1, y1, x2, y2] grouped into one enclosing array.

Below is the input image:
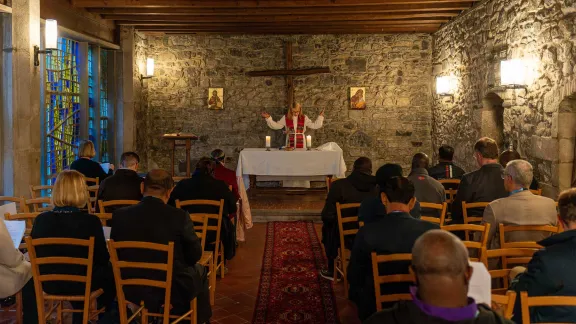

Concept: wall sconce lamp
[[500, 59, 528, 89], [436, 75, 457, 98], [34, 19, 58, 67], [140, 58, 155, 80]]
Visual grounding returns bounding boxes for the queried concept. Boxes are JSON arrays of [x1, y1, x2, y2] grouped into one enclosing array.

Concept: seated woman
[[210, 149, 240, 216], [70, 140, 114, 181], [30, 170, 115, 324], [0, 220, 37, 324]]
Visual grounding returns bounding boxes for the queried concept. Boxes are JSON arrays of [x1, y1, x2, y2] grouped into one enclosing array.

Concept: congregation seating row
[[1, 198, 229, 324]]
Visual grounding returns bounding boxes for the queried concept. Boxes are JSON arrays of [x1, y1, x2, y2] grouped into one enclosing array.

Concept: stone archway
[[481, 92, 505, 148], [557, 97, 576, 191]]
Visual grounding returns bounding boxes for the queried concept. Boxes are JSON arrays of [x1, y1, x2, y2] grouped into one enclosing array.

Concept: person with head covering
[[111, 169, 212, 323], [348, 176, 439, 321], [70, 140, 114, 180], [428, 144, 466, 180], [365, 230, 513, 324], [261, 102, 324, 149], [320, 157, 377, 281], [358, 163, 421, 224], [210, 149, 240, 208]]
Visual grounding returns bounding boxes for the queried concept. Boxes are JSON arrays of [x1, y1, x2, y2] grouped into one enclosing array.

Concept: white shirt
[[265, 115, 324, 148]]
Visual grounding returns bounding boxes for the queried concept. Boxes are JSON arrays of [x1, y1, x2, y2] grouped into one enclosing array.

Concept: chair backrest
[[462, 201, 490, 224], [93, 213, 112, 226], [439, 179, 461, 203], [420, 202, 448, 226], [0, 196, 28, 213], [97, 200, 140, 213], [371, 252, 414, 311], [25, 236, 96, 324], [29, 185, 53, 199], [336, 202, 361, 252], [25, 198, 53, 213], [520, 291, 576, 324], [482, 248, 536, 292], [529, 189, 542, 196], [492, 291, 517, 320], [175, 199, 224, 253], [86, 185, 99, 213], [325, 176, 338, 191], [498, 224, 559, 249], [5, 212, 40, 248], [108, 240, 175, 324], [85, 177, 100, 186], [441, 223, 491, 262], [173, 176, 188, 183]]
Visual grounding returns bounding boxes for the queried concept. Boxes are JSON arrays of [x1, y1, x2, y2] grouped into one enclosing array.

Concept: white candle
[[306, 135, 312, 148], [265, 136, 271, 148]]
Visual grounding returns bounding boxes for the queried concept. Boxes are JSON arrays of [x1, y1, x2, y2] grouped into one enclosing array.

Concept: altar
[[236, 148, 347, 189]]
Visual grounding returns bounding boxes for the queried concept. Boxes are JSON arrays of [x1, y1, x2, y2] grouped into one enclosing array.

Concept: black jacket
[[70, 158, 113, 181], [347, 212, 439, 320], [321, 171, 377, 260], [511, 230, 576, 323], [97, 169, 143, 209], [30, 207, 111, 296], [358, 196, 421, 224], [110, 197, 204, 312], [428, 161, 466, 180], [365, 301, 513, 324], [451, 164, 507, 224]]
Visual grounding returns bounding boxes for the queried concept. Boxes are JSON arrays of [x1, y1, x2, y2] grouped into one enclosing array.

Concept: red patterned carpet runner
[[252, 221, 338, 324]]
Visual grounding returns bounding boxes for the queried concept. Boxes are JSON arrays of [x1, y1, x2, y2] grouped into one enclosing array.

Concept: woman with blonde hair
[[261, 102, 325, 149], [70, 140, 114, 180], [30, 170, 115, 323]]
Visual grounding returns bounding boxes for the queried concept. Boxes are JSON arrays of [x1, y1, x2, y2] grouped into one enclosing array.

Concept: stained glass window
[[100, 50, 110, 163], [44, 38, 80, 184], [88, 46, 96, 144]]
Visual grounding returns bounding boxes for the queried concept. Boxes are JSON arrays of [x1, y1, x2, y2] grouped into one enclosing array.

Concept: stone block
[[530, 136, 558, 162], [559, 138, 575, 163], [345, 57, 367, 72], [557, 112, 576, 139]]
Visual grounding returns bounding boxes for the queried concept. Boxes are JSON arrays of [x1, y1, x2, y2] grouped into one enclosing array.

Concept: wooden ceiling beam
[[133, 24, 441, 32], [72, 0, 478, 8], [119, 20, 449, 26]]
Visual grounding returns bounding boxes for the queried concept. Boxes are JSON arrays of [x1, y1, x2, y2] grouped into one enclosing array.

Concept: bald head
[[411, 153, 430, 170], [412, 230, 469, 277], [143, 169, 174, 196]]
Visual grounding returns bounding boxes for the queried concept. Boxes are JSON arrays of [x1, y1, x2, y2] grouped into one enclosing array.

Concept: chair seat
[[199, 252, 213, 266], [44, 288, 103, 302]]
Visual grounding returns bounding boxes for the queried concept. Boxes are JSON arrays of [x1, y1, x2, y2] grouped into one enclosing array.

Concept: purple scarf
[[410, 286, 478, 322]]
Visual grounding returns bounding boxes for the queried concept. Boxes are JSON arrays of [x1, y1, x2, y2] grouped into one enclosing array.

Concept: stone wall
[[135, 34, 433, 174], [433, 0, 576, 197]]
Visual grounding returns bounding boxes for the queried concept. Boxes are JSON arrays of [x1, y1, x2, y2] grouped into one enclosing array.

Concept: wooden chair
[[371, 253, 414, 311], [4, 213, 40, 244], [0, 291, 23, 324], [499, 224, 560, 249], [420, 202, 448, 226], [108, 240, 198, 324], [175, 199, 224, 305], [491, 291, 517, 320], [520, 291, 576, 324], [84, 177, 100, 186], [0, 196, 28, 213], [86, 185, 99, 213], [173, 176, 189, 183], [97, 200, 140, 213], [25, 236, 105, 324], [529, 189, 543, 196], [325, 176, 338, 192], [93, 213, 112, 226], [482, 248, 537, 294], [25, 198, 53, 213], [462, 201, 490, 225], [439, 179, 461, 204], [335, 202, 362, 297], [441, 223, 490, 262], [29, 185, 53, 199]]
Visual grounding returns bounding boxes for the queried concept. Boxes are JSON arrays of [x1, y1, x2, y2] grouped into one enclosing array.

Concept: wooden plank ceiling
[[72, 0, 480, 34]]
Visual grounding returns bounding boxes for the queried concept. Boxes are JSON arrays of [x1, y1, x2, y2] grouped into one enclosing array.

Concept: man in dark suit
[[348, 176, 439, 321], [320, 157, 377, 281], [98, 152, 143, 211], [428, 144, 466, 180], [111, 169, 212, 323], [451, 137, 507, 225]]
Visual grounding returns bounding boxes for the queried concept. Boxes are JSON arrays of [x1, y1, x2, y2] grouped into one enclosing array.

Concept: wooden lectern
[[162, 133, 199, 177]]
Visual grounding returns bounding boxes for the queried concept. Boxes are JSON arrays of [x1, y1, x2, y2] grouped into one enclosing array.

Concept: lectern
[[162, 133, 198, 177]]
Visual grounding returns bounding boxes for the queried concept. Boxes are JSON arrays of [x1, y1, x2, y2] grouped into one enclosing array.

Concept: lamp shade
[[146, 58, 155, 77], [436, 75, 457, 95], [501, 59, 527, 87], [45, 19, 58, 50]]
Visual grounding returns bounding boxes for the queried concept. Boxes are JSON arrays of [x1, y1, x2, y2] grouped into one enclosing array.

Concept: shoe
[[319, 270, 335, 281]]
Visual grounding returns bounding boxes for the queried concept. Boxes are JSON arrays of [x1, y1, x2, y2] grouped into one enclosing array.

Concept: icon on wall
[[208, 88, 224, 110], [350, 87, 366, 110]]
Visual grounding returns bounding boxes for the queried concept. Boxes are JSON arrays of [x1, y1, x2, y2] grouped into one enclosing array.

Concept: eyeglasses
[[501, 171, 510, 180]]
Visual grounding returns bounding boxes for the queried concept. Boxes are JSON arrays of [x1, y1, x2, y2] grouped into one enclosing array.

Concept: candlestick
[[266, 136, 271, 151], [306, 135, 312, 150]]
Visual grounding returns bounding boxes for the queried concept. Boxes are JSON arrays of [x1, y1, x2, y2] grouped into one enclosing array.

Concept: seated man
[[428, 144, 466, 180], [320, 157, 377, 281], [97, 152, 143, 212], [407, 153, 446, 212], [359, 163, 421, 224], [452, 137, 508, 225], [169, 158, 237, 261], [365, 230, 513, 324], [110, 169, 212, 323], [499, 149, 539, 190], [483, 159, 557, 249], [510, 188, 576, 323], [348, 176, 439, 321]]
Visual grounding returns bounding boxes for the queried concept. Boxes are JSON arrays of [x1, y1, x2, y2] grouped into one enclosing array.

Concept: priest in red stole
[[261, 103, 325, 149]]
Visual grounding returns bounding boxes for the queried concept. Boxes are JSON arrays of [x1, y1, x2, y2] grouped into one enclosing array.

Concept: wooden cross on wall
[[246, 41, 330, 108]]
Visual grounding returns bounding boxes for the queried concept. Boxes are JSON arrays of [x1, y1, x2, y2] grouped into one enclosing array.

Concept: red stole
[[285, 115, 305, 148]]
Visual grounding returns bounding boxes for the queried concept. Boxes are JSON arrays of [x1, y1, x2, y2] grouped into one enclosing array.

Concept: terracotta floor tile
[[217, 314, 249, 324]]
